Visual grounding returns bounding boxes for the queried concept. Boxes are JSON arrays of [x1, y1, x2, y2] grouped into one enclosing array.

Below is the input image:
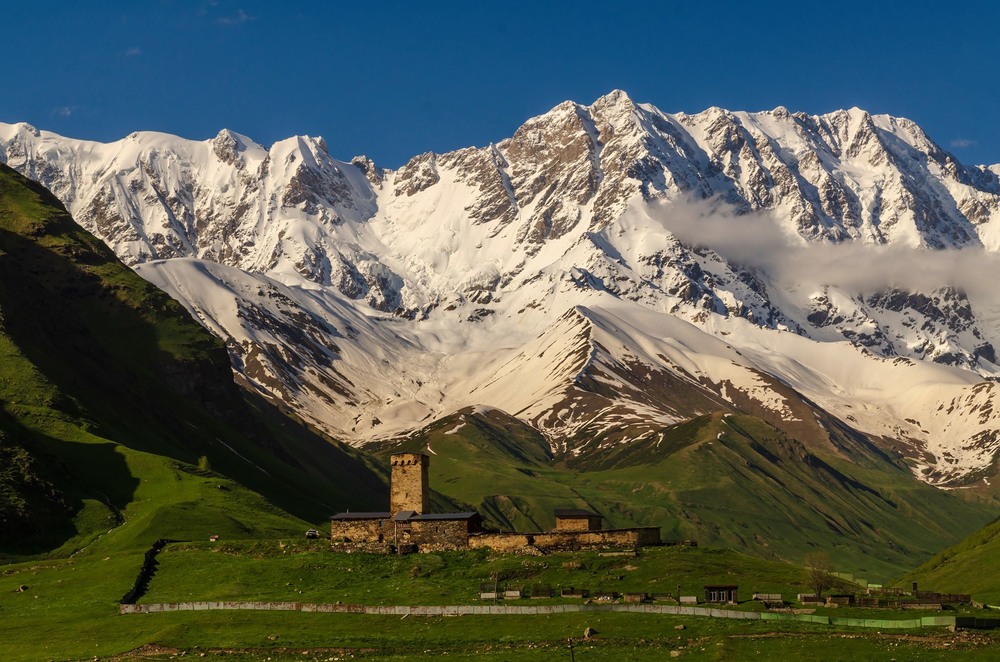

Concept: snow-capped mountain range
[[4, 90, 1000, 486]]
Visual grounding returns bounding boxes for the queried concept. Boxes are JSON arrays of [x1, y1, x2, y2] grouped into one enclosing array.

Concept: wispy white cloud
[[216, 9, 256, 25], [124, 46, 142, 57], [650, 198, 1000, 298], [950, 138, 976, 149], [51, 106, 75, 118]]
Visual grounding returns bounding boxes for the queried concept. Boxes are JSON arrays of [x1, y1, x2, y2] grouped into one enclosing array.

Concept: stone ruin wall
[[469, 528, 661, 554], [331, 519, 386, 545], [468, 533, 536, 553], [404, 520, 473, 552], [554, 518, 598, 532], [534, 527, 660, 551]]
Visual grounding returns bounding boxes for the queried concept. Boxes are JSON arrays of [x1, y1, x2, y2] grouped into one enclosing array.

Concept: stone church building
[[330, 453, 484, 552], [330, 453, 660, 553]]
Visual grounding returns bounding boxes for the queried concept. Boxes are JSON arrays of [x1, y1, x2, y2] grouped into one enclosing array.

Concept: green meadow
[[2, 542, 1000, 661], [901, 516, 1000, 605]]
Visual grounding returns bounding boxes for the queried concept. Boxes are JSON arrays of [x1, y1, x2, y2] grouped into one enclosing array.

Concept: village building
[[554, 509, 603, 531], [704, 584, 739, 603], [330, 452, 661, 553], [330, 453, 483, 552]]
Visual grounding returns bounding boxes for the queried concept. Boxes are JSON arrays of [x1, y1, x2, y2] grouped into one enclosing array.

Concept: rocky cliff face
[[4, 91, 1000, 486]]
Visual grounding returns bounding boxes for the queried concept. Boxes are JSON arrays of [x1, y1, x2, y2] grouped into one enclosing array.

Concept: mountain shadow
[[0, 163, 383, 557], [0, 411, 138, 555]]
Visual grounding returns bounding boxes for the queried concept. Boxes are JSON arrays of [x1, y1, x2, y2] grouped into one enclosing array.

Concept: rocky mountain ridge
[[4, 91, 1000, 487]]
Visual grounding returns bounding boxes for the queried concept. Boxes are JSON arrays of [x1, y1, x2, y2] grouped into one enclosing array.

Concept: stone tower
[[390, 453, 429, 514]]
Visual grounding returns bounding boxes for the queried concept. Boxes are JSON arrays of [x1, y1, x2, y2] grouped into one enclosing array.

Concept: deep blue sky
[[5, 1, 1000, 168]]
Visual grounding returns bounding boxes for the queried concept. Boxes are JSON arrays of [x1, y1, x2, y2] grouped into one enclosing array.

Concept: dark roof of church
[[554, 508, 601, 519], [330, 512, 390, 520], [410, 512, 480, 521], [330, 511, 481, 522]]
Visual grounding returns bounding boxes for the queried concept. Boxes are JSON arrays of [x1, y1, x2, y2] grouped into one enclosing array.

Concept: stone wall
[[555, 517, 601, 532], [469, 527, 660, 553], [331, 518, 387, 544], [633, 527, 662, 547], [405, 520, 471, 551], [329, 525, 660, 553], [533, 527, 659, 551], [331, 518, 477, 552], [468, 532, 537, 553], [390, 453, 429, 514]]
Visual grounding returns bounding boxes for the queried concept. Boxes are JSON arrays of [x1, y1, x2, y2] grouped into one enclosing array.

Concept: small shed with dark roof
[[331, 512, 391, 521], [704, 585, 739, 604], [554, 508, 603, 532]]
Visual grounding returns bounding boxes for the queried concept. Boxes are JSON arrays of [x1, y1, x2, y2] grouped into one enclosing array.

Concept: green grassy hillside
[[140, 540, 811, 605], [0, 163, 384, 559], [897, 516, 1000, 604], [383, 407, 995, 579], [1, 541, 998, 661]]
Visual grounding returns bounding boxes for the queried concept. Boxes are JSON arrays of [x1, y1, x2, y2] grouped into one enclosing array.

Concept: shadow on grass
[[0, 411, 139, 559]]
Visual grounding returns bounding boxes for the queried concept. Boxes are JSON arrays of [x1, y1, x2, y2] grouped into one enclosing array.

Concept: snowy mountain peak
[[211, 128, 263, 164], [589, 88, 637, 116], [1, 121, 41, 139], [4, 95, 1000, 487]]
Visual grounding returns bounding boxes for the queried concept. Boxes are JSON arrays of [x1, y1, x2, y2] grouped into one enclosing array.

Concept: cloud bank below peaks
[[647, 198, 999, 298]]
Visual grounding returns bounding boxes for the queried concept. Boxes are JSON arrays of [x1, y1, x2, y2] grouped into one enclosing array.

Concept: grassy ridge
[[898, 516, 1000, 604], [385, 408, 995, 579]]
